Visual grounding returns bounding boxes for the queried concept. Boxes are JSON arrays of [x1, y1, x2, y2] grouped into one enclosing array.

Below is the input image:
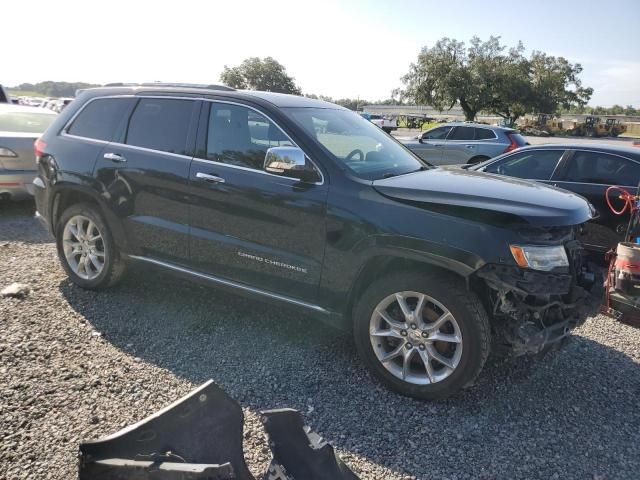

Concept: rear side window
[[561, 151, 640, 186], [448, 126, 475, 141], [485, 150, 564, 180], [474, 128, 496, 140], [206, 103, 293, 170], [126, 98, 194, 155], [67, 98, 134, 141]]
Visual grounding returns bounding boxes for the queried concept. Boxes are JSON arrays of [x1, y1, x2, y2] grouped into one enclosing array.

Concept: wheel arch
[[345, 248, 479, 321], [51, 184, 128, 251]]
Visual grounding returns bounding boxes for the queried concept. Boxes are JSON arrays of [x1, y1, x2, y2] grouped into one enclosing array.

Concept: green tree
[[528, 52, 592, 113], [399, 37, 593, 122], [220, 57, 301, 95], [398, 37, 479, 120], [487, 42, 532, 125], [13, 81, 99, 97]]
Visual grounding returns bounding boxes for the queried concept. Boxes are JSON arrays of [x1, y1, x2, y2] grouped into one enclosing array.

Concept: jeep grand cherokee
[[33, 85, 594, 399]]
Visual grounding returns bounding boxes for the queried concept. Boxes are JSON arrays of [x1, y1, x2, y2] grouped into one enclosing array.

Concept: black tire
[[353, 272, 490, 400], [56, 203, 126, 290], [467, 155, 490, 164]]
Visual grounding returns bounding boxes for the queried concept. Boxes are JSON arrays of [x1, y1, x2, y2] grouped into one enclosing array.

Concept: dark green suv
[[33, 85, 594, 399]]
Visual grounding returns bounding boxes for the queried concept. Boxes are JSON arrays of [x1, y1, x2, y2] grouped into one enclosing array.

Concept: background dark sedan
[[467, 144, 640, 252]]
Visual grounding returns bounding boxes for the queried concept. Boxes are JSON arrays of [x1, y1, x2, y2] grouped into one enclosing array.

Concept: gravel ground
[[1, 200, 639, 480]]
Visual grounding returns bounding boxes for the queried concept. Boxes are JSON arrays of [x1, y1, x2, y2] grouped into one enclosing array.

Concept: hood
[[373, 168, 593, 227]]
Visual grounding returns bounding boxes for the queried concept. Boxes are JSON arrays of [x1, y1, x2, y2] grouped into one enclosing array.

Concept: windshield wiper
[[382, 166, 427, 179]]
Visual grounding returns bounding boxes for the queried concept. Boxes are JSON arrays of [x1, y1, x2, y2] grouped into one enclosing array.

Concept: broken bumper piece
[[476, 263, 592, 356], [78, 380, 360, 480]]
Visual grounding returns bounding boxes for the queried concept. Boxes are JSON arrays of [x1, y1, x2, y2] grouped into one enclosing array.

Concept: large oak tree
[[398, 36, 592, 123], [220, 57, 301, 95]]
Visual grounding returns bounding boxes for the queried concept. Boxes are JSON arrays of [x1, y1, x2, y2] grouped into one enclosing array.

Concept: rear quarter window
[[67, 98, 135, 141], [474, 128, 496, 140]]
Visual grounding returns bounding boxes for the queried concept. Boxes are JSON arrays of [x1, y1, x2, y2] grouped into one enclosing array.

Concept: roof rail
[[102, 82, 235, 91]]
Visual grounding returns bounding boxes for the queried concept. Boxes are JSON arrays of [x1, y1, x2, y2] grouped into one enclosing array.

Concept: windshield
[[283, 107, 425, 180], [0, 111, 56, 133]]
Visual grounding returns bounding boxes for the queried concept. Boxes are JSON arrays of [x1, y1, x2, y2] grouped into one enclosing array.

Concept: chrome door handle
[[104, 152, 126, 162], [196, 172, 225, 184], [464, 145, 475, 149]]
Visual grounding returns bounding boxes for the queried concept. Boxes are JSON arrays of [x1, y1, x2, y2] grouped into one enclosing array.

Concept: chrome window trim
[[201, 99, 325, 186], [60, 94, 326, 185], [128, 254, 329, 314], [552, 179, 638, 188]]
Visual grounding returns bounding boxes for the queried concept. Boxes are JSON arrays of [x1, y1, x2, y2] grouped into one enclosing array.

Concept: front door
[[93, 97, 200, 263], [412, 126, 451, 165], [443, 126, 477, 165], [188, 101, 328, 302]]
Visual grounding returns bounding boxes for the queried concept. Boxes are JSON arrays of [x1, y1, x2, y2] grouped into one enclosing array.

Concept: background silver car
[[399, 122, 529, 166], [0, 104, 57, 200]]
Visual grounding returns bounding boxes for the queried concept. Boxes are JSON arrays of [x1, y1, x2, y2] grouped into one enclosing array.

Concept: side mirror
[[264, 147, 318, 183]]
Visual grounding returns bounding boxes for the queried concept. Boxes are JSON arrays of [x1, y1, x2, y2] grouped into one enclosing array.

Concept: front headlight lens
[[509, 244, 569, 271]]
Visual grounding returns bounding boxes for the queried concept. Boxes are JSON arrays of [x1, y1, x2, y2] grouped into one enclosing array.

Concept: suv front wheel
[[56, 203, 126, 290], [353, 272, 490, 400]]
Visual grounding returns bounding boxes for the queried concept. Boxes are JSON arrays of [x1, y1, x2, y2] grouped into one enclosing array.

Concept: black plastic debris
[[261, 409, 359, 480], [78, 380, 361, 480], [79, 380, 254, 479]]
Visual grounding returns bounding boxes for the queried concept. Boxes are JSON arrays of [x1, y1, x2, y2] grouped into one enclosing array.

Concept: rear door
[[187, 101, 328, 302], [411, 126, 452, 164], [442, 126, 477, 164], [552, 149, 640, 249], [93, 97, 199, 263]]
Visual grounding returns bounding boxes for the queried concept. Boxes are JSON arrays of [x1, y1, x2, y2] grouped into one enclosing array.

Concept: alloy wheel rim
[[62, 215, 106, 280], [369, 291, 463, 385]]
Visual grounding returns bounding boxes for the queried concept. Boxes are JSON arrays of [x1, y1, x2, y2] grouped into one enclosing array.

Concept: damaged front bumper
[[476, 249, 594, 356]]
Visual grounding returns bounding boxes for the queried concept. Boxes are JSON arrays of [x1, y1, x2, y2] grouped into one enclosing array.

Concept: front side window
[[125, 98, 194, 155], [561, 151, 640, 186], [283, 107, 425, 180], [421, 126, 452, 140], [485, 150, 564, 180], [206, 103, 293, 170], [448, 126, 475, 141], [67, 98, 134, 141]]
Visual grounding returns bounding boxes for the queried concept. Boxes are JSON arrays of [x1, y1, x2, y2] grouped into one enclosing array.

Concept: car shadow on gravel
[[59, 265, 640, 479], [0, 200, 52, 244]]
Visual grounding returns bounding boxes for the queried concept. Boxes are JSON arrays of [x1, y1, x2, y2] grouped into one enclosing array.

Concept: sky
[[5, 0, 640, 106]]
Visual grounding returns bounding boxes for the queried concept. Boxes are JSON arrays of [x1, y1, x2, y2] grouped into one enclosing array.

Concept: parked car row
[[31, 85, 597, 400], [10, 95, 74, 113]]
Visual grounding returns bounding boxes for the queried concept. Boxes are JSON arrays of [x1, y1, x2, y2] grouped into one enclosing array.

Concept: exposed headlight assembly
[[509, 244, 569, 271]]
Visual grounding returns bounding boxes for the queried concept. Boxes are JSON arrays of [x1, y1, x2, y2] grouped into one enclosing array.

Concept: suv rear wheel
[[56, 203, 126, 289], [353, 272, 490, 400]]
